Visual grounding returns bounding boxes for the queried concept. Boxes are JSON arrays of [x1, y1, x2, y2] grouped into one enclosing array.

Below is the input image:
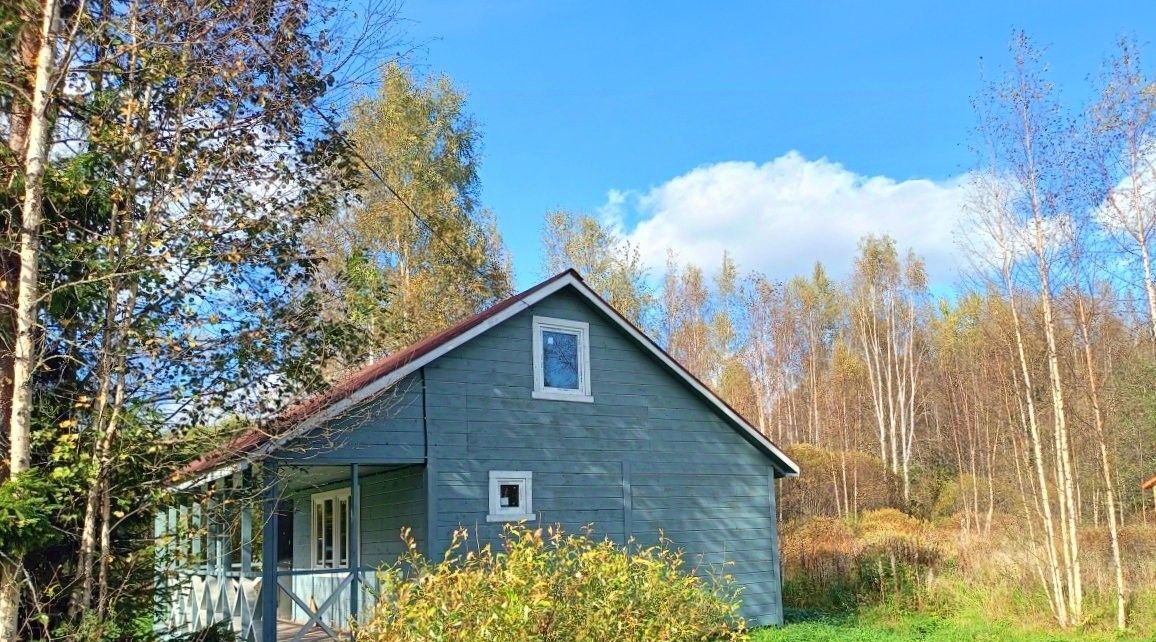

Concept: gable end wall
[[424, 287, 784, 625]]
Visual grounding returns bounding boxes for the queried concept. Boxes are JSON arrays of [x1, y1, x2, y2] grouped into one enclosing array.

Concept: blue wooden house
[[162, 270, 799, 641]]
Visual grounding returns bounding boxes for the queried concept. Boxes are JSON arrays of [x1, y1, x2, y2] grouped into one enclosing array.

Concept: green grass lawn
[[753, 610, 1153, 642]]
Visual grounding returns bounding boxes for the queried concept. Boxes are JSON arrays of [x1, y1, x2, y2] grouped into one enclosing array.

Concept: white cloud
[[605, 152, 970, 285]]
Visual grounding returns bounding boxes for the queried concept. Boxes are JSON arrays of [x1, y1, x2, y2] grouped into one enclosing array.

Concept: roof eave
[[179, 269, 800, 480]]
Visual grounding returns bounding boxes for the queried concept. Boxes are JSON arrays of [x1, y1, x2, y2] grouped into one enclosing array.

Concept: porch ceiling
[[279, 463, 415, 493]]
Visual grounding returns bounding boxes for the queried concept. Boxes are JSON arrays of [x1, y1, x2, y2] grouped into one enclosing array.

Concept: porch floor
[[277, 620, 343, 641]]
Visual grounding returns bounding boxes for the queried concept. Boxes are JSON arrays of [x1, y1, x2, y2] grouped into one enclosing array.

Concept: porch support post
[[239, 469, 253, 576], [178, 503, 188, 570], [191, 501, 203, 571], [261, 461, 279, 642], [167, 505, 180, 629], [177, 499, 190, 631], [213, 478, 227, 618], [206, 484, 218, 572], [349, 463, 361, 624], [220, 477, 233, 573], [162, 505, 175, 570]]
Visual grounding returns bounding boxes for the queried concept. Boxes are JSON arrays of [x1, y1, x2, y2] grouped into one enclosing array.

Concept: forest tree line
[[1, 0, 1153, 637], [541, 36, 1156, 631]]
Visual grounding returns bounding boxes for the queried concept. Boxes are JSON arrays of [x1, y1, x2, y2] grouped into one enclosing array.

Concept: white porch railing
[[288, 570, 381, 629], [168, 568, 381, 641], [169, 570, 263, 641]]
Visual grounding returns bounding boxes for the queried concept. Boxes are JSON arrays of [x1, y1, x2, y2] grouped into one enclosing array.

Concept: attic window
[[532, 316, 593, 402], [487, 471, 534, 522]]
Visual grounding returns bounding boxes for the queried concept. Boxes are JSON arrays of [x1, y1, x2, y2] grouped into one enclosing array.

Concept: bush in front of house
[[358, 524, 749, 642]]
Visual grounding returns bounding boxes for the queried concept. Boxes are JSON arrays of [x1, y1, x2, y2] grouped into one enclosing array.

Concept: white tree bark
[[1074, 298, 1127, 630], [1, 0, 60, 638], [1028, 206, 1083, 623], [1001, 235, 1070, 627]]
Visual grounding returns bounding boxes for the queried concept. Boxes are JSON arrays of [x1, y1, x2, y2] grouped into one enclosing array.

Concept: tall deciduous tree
[[1, 0, 61, 635], [661, 252, 743, 388], [312, 63, 512, 359], [969, 33, 1087, 626], [1090, 39, 1156, 352], [849, 235, 925, 504], [542, 210, 653, 326], [0, 0, 398, 636], [785, 263, 840, 446]]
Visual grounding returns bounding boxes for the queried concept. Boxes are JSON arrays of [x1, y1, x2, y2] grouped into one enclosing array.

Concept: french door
[[310, 488, 350, 569]]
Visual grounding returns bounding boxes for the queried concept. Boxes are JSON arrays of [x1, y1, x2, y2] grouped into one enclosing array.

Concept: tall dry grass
[[780, 509, 1156, 634]]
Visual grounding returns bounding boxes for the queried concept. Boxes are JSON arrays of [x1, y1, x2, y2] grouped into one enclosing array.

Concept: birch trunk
[[884, 296, 901, 479], [1005, 260, 1069, 626], [1010, 51, 1083, 619], [808, 324, 821, 445], [1139, 238, 1156, 352], [1030, 217, 1083, 622], [901, 302, 919, 504], [1, 1, 59, 638], [856, 291, 889, 471], [1075, 297, 1128, 629]]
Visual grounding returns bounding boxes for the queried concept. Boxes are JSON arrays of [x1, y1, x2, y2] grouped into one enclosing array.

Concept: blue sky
[[396, 1, 1156, 289]]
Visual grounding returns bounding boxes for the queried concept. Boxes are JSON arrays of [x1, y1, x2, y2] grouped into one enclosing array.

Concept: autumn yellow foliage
[[358, 524, 748, 642]]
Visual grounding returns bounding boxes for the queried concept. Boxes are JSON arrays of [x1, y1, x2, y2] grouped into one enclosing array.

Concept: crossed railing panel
[[169, 570, 263, 641], [169, 568, 379, 641]]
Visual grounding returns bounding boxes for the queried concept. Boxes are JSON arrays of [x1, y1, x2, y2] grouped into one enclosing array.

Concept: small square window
[[532, 317, 592, 402], [499, 483, 520, 508], [488, 471, 533, 522]]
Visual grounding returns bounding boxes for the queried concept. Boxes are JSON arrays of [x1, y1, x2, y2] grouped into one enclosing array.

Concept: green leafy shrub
[[359, 524, 748, 642], [0, 471, 59, 558]]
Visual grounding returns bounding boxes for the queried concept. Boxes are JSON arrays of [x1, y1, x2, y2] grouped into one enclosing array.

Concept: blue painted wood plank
[[261, 285, 786, 626]]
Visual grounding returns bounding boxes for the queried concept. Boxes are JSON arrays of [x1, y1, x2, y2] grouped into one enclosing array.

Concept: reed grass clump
[[359, 524, 748, 642]]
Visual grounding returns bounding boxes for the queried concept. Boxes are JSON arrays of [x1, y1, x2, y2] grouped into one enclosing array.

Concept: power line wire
[[318, 109, 514, 298]]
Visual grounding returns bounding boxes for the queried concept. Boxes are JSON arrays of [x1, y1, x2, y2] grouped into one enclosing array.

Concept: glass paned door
[[311, 489, 351, 568]]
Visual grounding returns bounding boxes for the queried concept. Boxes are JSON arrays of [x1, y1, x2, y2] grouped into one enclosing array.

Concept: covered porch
[[159, 459, 432, 641]]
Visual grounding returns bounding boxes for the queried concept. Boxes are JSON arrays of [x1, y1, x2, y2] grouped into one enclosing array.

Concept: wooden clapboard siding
[[422, 287, 784, 626], [288, 466, 426, 571], [277, 380, 427, 464], [269, 283, 786, 626]]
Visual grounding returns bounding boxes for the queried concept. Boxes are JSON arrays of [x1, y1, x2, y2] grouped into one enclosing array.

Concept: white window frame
[[310, 487, 352, 569], [532, 316, 593, 402], [487, 470, 534, 522]]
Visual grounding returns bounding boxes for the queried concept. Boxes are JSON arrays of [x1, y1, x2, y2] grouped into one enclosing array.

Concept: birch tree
[[542, 209, 653, 326], [968, 33, 1086, 625], [0, 0, 400, 636], [740, 274, 786, 439], [1, 0, 62, 636], [1069, 128, 1129, 628], [312, 63, 512, 359], [785, 263, 840, 446], [1090, 39, 1156, 352], [849, 235, 925, 503]]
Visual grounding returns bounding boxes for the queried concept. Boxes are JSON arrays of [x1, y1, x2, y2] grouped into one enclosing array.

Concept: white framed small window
[[532, 316, 593, 402], [310, 488, 351, 569], [487, 471, 534, 522]]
